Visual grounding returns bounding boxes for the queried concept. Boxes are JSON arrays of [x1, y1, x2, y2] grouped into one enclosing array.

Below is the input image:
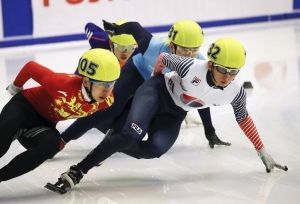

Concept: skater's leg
[[122, 111, 185, 159], [77, 77, 162, 174], [0, 93, 44, 158], [121, 79, 187, 159], [0, 128, 61, 181]]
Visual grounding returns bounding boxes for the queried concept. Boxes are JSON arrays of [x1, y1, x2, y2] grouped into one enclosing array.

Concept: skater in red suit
[[0, 49, 120, 183]]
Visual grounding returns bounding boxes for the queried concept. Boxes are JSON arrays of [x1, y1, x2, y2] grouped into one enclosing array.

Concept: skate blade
[[44, 183, 67, 195]]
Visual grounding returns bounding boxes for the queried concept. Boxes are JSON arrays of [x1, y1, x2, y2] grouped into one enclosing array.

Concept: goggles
[[113, 43, 136, 52], [89, 79, 117, 88], [214, 63, 240, 76], [176, 45, 199, 55]]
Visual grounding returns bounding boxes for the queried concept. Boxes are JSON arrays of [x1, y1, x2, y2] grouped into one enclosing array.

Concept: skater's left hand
[[257, 148, 288, 173], [6, 83, 23, 96], [152, 52, 168, 76], [102, 20, 118, 36], [184, 113, 202, 128]]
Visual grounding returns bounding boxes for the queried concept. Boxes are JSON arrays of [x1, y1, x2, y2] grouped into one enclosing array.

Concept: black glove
[[205, 127, 231, 149], [102, 20, 118, 36]]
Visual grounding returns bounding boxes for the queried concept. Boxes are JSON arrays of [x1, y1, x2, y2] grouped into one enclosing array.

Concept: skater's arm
[[85, 23, 110, 49], [154, 53, 195, 77], [13, 61, 72, 91], [231, 87, 264, 150], [104, 20, 152, 54], [231, 87, 288, 173]]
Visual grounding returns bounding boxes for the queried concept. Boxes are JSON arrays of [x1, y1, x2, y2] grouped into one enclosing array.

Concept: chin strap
[[209, 68, 224, 90], [173, 43, 177, 54], [84, 83, 96, 103]]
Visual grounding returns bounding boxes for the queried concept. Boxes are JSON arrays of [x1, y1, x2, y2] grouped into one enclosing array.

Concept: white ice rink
[[0, 19, 300, 204]]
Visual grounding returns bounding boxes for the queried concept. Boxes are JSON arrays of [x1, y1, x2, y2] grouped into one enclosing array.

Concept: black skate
[[45, 165, 83, 195], [44, 178, 68, 195]]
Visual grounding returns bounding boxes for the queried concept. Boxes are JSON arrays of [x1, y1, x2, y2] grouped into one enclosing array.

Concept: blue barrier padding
[[198, 16, 268, 28], [294, 0, 300, 9], [271, 12, 300, 20], [0, 34, 86, 48], [2, 0, 33, 37]]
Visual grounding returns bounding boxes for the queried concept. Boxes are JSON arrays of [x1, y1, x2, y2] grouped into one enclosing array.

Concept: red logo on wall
[[43, 0, 118, 7]]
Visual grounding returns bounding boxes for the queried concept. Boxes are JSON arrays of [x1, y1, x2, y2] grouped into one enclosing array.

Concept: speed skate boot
[[45, 165, 84, 194]]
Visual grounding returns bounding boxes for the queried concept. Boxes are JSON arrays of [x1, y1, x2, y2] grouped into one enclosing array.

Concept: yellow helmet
[[109, 20, 136, 45], [168, 20, 204, 47], [78, 48, 120, 81], [207, 38, 246, 69]]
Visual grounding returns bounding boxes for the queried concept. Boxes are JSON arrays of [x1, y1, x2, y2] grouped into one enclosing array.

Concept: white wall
[[31, 0, 294, 37]]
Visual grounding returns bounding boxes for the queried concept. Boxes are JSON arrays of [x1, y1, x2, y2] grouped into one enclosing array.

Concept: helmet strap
[[210, 66, 225, 90], [210, 67, 218, 84], [109, 40, 116, 55], [110, 46, 115, 54], [172, 43, 177, 54], [84, 82, 96, 103]]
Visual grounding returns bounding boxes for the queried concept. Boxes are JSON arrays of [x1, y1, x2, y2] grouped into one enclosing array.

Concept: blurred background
[[1, 0, 300, 47]]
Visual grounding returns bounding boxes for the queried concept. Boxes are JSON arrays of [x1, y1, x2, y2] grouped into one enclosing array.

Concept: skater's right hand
[[205, 130, 231, 149], [257, 148, 288, 173], [6, 83, 23, 96], [102, 20, 118, 36]]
